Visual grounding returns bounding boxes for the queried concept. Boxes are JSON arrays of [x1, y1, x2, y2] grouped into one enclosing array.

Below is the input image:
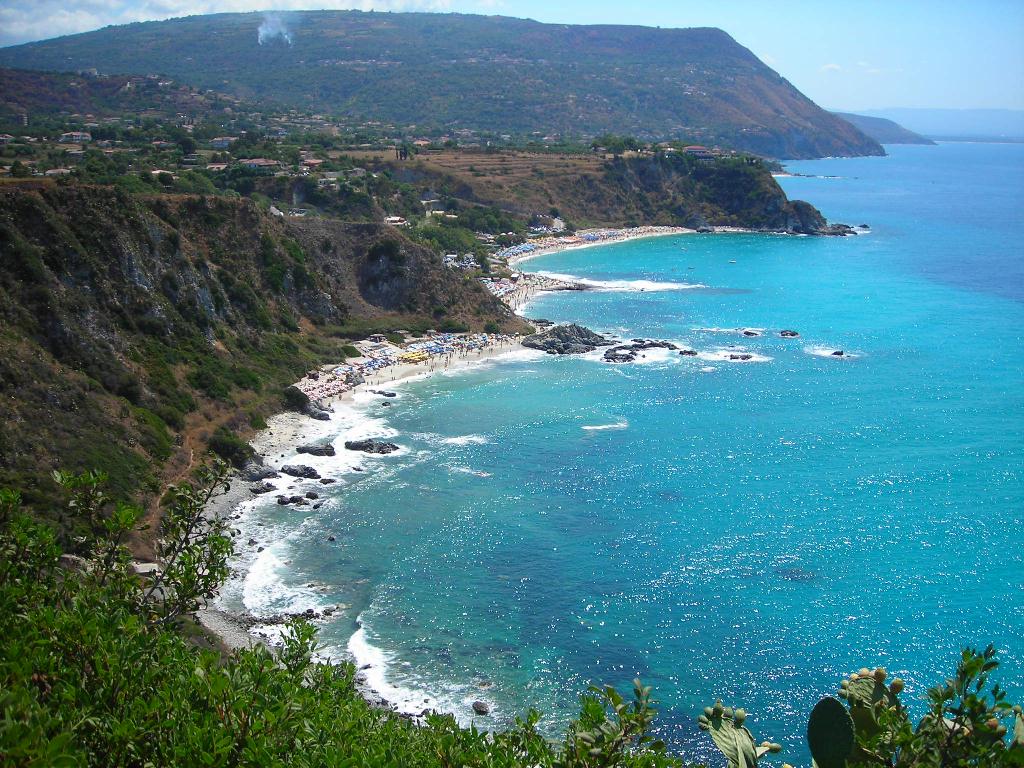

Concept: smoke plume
[[258, 13, 292, 46]]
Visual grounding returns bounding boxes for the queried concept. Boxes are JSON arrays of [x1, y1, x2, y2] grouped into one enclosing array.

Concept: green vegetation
[[2, 469, 1022, 766], [0, 12, 884, 159], [700, 660, 1024, 767], [0, 184, 520, 512]]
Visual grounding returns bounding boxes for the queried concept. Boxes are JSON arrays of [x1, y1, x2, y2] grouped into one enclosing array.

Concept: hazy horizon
[[0, 1, 1021, 113]]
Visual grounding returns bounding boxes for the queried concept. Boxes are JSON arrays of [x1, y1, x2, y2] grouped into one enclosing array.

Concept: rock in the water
[[832, 350, 845, 357], [281, 464, 321, 479], [320, 478, 337, 485], [305, 491, 319, 499], [472, 701, 491, 715], [250, 481, 275, 495], [729, 354, 754, 361], [679, 349, 698, 356], [603, 338, 679, 363], [297, 444, 336, 457], [522, 323, 613, 355], [780, 330, 800, 338], [344, 439, 400, 454]]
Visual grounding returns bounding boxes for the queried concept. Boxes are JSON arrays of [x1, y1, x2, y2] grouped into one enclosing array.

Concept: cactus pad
[[807, 697, 854, 768]]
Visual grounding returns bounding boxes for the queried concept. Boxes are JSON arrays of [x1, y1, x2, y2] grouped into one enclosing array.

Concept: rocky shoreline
[[194, 222, 858, 724]]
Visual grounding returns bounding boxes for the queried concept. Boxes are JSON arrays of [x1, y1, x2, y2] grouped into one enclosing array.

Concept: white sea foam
[[242, 546, 323, 617], [805, 345, 860, 359], [441, 434, 489, 445], [697, 348, 773, 363], [700, 366, 717, 373], [347, 621, 482, 723], [582, 419, 629, 431], [694, 326, 767, 336], [535, 271, 705, 292], [450, 465, 492, 477]]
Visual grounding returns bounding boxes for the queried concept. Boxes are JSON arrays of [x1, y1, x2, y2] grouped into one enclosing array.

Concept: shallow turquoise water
[[225, 143, 1023, 762]]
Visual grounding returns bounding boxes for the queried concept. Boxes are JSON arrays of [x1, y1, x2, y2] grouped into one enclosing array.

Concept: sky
[[1, 0, 1022, 111]]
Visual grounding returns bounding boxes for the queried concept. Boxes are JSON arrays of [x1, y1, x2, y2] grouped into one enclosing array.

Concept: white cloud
[[0, 0, 457, 46], [820, 63, 842, 72]]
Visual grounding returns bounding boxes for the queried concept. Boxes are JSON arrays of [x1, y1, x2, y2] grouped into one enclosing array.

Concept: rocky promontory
[[522, 324, 614, 354]]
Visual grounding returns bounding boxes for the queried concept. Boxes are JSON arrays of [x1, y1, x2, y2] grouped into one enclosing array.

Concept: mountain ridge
[[0, 10, 884, 160]]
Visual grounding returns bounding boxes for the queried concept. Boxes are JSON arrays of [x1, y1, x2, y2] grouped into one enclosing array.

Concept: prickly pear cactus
[[838, 667, 904, 740], [1013, 705, 1024, 748], [697, 700, 781, 768], [807, 696, 855, 768]]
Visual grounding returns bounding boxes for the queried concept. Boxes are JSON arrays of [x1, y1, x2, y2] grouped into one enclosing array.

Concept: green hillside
[[0, 11, 884, 160]]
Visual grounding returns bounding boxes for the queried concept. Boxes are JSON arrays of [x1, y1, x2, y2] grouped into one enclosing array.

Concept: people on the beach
[[292, 333, 518, 402]]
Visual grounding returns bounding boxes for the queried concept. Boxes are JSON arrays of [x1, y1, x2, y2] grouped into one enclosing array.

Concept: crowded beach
[[291, 332, 522, 403]]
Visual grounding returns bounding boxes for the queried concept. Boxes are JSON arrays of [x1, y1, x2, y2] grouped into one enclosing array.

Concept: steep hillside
[[0, 67, 244, 123], [0, 185, 521, 514], [377, 150, 836, 233], [832, 112, 935, 145], [0, 11, 884, 159]]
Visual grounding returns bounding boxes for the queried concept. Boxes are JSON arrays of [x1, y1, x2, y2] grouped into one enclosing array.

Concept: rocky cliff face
[[0, 185, 521, 511]]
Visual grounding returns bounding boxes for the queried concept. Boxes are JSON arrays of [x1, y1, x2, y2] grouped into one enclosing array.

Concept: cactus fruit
[[889, 678, 905, 695], [873, 667, 887, 683], [807, 696, 855, 768], [1013, 707, 1024, 748], [697, 701, 778, 767]]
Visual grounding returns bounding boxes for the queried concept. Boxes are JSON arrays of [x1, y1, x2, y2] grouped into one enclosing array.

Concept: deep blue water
[[223, 143, 1024, 763]]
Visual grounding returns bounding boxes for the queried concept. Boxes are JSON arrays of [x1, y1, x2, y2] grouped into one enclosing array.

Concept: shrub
[[206, 427, 253, 468], [282, 385, 310, 411]]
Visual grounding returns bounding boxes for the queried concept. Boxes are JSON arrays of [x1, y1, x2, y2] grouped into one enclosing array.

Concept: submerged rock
[[250, 481, 276, 495], [344, 439, 400, 455], [780, 329, 800, 338], [522, 323, 613, 355], [603, 339, 679, 363], [679, 349, 698, 356]]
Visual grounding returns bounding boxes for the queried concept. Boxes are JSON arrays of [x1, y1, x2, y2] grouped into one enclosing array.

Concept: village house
[[210, 136, 237, 149], [59, 131, 92, 143]]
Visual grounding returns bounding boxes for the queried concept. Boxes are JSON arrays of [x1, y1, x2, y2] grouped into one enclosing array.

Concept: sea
[[219, 142, 1024, 762]]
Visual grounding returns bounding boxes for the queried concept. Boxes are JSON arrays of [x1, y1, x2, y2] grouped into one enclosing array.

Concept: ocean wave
[[582, 419, 629, 431], [535, 271, 705, 292], [347, 620, 483, 722], [242, 546, 323, 617]]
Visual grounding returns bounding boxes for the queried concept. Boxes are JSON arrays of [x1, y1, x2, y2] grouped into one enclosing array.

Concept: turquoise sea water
[[223, 143, 1024, 762]]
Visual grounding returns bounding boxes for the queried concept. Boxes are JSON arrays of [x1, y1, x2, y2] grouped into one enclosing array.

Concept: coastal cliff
[[0, 185, 523, 512], [386, 151, 841, 233]]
